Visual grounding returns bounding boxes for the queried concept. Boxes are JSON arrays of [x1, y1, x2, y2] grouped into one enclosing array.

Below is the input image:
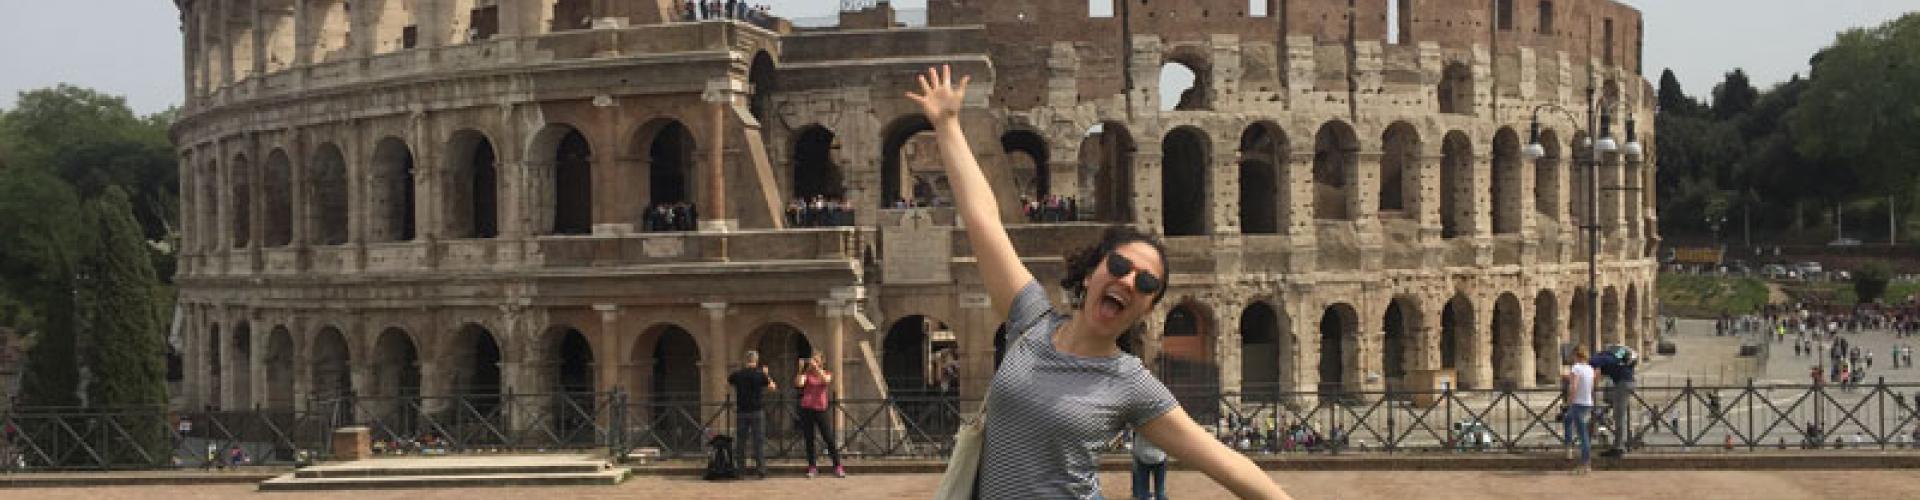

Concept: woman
[[1563, 346, 1595, 474], [794, 353, 845, 478], [906, 65, 1289, 499]]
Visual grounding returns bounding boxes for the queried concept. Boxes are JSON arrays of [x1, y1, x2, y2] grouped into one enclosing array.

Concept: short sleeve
[[1119, 362, 1180, 427], [1004, 280, 1052, 339]]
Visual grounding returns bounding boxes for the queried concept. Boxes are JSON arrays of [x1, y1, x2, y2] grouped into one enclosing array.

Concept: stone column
[[1600, 152, 1627, 243], [700, 78, 737, 233], [1460, 297, 1494, 391], [1356, 301, 1385, 396], [1213, 304, 1242, 407], [700, 302, 731, 407], [593, 304, 621, 395]]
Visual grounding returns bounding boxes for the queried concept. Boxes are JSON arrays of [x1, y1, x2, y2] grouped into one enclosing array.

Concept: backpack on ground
[[703, 434, 739, 480]]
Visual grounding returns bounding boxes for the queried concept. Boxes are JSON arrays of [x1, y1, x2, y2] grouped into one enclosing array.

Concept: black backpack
[[703, 434, 739, 480]]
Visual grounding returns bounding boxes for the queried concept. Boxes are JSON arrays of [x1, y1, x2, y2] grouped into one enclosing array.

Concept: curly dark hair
[[1060, 225, 1171, 307]]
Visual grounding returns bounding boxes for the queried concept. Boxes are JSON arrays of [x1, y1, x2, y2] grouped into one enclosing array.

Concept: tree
[[0, 170, 85, 407], [1657, 69, 1701, 116], [1710, 69, 1758, 120], [79, 187, 169, 409], [0, 86, 178, 242], [1792, 13, 1920, 204], [1854, 261, 1893, 304]]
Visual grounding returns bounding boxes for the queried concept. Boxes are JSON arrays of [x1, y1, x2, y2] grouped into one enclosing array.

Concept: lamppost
[[1524, 90, 1643, 358]]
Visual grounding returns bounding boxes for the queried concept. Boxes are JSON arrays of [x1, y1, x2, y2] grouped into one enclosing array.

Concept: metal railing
[[8, 382, 1920, 471]]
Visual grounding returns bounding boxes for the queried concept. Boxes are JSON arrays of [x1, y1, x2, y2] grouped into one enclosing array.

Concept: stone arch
[[1238, 121, 1288, 234], [444, 130, 501, 239], [1625, 284, 1641, 351], [1440, 131, 1474, 238], [310, 326, 352, 402], [531, 124, 595, 235], [540, 325, 595, 393], [1161, 126, 1210, 236], [263, 149, 294, 247], [1492, 292, 1526, 389], [748, 51, 777, 126], [1532, 290, 1561, 386], [264, 325, 296, 410], [1078, 122, 1135, 223], [1239, 301, 1288, 401], [1569, 286, 1592, 350], [230, 153, 253, 248], [369, 137, 417, 242], [229, 321, 254, 408], [1533, 128, 1562, 222], [880, 114, 935, 207], [1602, 286, 1622, 346], [1159, 301, 1219, 421], [370, 327, 422, 400], [791, 125, 846, 201], [1001, 129, 1051, 200], [1382, 296, 1421, 389], [1316, 303, 1361, 394], [632, 118, 699, 217], [1380, 122, 1420, 215], [1312, 121, 1359, 221], [1438, 61, 1474, 115], [882, 315, 949, 398], [447, 324, 504, 404], [443, 128, 499, 238], [1159, 49, 1210, 111], [1440, 293, 1475, 383], [631, 323, 702, 402], [1491, 127, 1524, 234], [309, 143, 350, 245], [205, 323, 224, 410]]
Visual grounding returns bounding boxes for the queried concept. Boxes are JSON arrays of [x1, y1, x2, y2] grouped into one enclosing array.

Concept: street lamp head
[[1623, 140, 1644, 161], [1524, 121, 1547, 160], [1596, 136, 1619, 154]]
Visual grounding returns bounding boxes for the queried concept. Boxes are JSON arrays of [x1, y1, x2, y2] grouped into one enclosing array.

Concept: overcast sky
[[0, 1, 1912, 116]]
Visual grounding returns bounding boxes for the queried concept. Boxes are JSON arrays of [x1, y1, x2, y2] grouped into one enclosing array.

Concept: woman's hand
[[905, 64, 970, 124]]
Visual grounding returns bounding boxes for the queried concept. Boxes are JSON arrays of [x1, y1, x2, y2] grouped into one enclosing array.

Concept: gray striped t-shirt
[[978, 281, 1179, 499]]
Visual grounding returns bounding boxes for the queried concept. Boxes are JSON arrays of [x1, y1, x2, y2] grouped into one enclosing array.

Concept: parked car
[[1762, 264, 1791, 279], [1795, 262, 1824, 279]]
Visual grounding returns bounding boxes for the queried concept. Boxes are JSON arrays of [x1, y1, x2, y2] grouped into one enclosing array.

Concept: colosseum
[[169, 0, 1660, 434]]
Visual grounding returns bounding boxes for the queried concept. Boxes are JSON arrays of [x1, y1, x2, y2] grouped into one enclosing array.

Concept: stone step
[[259, 470, 628, 491], [294, 461, 608, 478]]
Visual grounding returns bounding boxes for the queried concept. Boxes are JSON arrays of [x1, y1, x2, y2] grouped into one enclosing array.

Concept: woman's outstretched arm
[[1138, 407, 1293, 500], [906, 65, 1033, 319]]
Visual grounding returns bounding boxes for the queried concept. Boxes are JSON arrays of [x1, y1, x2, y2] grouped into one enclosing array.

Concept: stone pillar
[[1212, 140, 1240, 235], [1460, 297, 1494, 391], [349, 360, 377, 422], [593, 304, 622, 395], [1213, 304, 1242, 406], [1415, 153, 1445, 243], [700, 302, 731, 408], [956, 292, 995, 409], [700, 78, 737, 232]]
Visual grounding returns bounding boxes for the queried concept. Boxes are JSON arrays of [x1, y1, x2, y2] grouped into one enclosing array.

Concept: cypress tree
[[80, 187, 169, 408]]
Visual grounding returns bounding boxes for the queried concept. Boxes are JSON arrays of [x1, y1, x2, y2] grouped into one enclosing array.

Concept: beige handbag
[[935, 320, 1032, 499]]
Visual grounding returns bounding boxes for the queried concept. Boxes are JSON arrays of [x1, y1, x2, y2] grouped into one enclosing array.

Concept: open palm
[[905, 65, 970, 123]]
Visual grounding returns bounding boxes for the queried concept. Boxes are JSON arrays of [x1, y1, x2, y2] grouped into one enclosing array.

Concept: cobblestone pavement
[[8, 470, 1920, 500]]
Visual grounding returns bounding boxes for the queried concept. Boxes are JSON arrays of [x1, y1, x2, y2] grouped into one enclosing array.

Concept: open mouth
[[1097, 289, 1129, 320]]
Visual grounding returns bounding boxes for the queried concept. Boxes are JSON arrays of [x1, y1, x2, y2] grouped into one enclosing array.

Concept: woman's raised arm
[[906, 65, 1033, 319]]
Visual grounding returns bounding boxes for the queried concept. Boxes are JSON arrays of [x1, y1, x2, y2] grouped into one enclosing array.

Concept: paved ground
[[8, 470, 1920, 499]]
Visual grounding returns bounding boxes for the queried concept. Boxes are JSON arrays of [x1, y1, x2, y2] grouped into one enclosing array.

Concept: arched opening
[[264, 326, 295, 409], [880, 115, 935, 208], [1625, 285, 1641, 351], [1161, 127, 1210, 236], [1239, 302, 1283, 401], [549, 127, 595, 235], [206, 324, 223, 410], [1438, 62, 1474, 115], [1160, 303, 1219, 422], [1569, 287, 1591, 349], [229, 322, 254, 409], [310, 144, 350, 245], [883, 316, 944, 398], [445, 131, 499, 239], [1380, 122, 1421, 215], [1492, 127, 1523, 234], [448, 325, 503, 413], [1000, 129, 1051, 202], [1533, 291, 1561, 386], [550, 0, 593, 31], [549, 326, 596, 442], [372, 327, 422, 400], [1312, 121, 1358, 221], [791, 125, 846, 201], [751, 323, 813, 399], [230, 154, 253, 248], [1441, 293, 1475, 385], [636, 120, 698, 230], [748, 51, 776, 126], [311, 327, 352, 417], [636, 324, 702, 455], [1383, 298, 1417, 389], [1317, 304, 1359, 394], [1602, 287, 1622, 346], [263, 150, 294, 247], [1492, 293, 1525, 389], [1441, 131, 1474, 238], [1533, 129, 1562, 222], [1078, 122, 1135, 223], [1159, 58, 1208, 111], [1239, 122, 1287, 234], [370, 138, 417, 242]]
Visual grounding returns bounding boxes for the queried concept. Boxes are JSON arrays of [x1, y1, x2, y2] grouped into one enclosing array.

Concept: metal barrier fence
[[7, 382, 1920, 470]]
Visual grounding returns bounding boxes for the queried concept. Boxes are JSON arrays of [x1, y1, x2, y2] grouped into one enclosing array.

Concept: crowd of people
[[681, 0, 778, 29], [1019, 195, 1081, 223], [785, 196, 856, 228], [643, 202, 700, 232]]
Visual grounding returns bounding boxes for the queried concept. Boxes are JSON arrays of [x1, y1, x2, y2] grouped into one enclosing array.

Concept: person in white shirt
[[1564, 346, 1596, 474]]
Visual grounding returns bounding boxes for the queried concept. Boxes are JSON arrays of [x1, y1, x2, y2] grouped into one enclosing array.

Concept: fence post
[[1878, 377, 1887, 450], [1745, 378, 1755, 451]]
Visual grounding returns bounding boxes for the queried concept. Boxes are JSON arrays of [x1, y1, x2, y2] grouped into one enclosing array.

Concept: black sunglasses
[[1105, 252, 1162, 295]]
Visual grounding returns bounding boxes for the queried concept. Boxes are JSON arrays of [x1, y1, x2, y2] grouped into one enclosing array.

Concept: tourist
[[1591, 344, 1637, 458], [1564, 346, 1595, 474], [1130, 428, 1169, 500], [727, 350, 775, 479], [793, 352, 845, 478], [905, 65, 1290, 499]]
